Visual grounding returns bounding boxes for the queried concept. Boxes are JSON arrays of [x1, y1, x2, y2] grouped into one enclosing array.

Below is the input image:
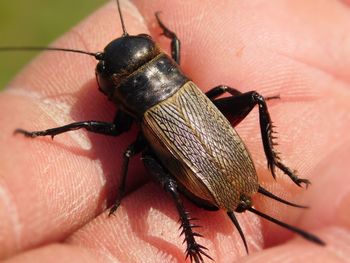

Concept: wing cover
[[142, 82, 258, 210]]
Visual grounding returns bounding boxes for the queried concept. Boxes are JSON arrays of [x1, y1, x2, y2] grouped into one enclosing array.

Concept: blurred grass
[[0, 0, 106, 90]]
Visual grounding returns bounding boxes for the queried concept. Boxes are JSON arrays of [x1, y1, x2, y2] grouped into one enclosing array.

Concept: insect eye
[[95, 61, 114, 98]]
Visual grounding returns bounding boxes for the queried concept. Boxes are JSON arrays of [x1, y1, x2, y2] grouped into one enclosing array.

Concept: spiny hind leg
[[142, 150, 212, 263], [206, 86, 310, 187]]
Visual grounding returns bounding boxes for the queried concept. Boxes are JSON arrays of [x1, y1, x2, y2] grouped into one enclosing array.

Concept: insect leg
[[205, 85, 242, 100], [206, 84, 278, 102], [14, 110, 133, 139], [155, 12, 181, 64], [211, 90, 310, 187], [109, 133, 146, 215], [142, 151, 212, 263]]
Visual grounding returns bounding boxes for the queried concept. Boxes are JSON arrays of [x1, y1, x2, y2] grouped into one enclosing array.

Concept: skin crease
[[1, 0, 350, 262]]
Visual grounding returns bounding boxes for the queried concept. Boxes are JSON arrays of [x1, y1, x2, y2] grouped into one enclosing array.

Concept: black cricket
[[2, 1, 325, 262]]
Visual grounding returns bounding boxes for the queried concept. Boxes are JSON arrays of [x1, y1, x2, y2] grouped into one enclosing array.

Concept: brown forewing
[[142, 82, 258, 211]]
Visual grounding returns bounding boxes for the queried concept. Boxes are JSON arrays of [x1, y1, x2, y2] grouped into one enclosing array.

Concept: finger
[[2, 185, 260, 262], [4, 244, 99, 263], [4, 228, 349, 263], [0, 1, 148, 258], [65, 183, 263, 262], [253, 142, 350, 246], [237, 228, 350, 263], [136, 0, 350, 189], [5, 181, 349, 263], [135, 0, 350, 243], [138, 0, 350, 89]]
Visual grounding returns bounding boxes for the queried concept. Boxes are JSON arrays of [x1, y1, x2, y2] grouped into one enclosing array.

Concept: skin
[[1, 0, 350, 262]]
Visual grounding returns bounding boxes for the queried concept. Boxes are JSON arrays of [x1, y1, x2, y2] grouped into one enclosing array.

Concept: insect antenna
[[116, 0, 128, 36], [0, 46, 103, 60], [258, 186, 308, 209], [227, 211, 249, 254], [247, 207, 325, 245]]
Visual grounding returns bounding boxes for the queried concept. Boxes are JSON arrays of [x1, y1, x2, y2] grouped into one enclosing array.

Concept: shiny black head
[[95, 0, 186, 118], [95, 0, 161, 99], [95, 34, 160, 98]]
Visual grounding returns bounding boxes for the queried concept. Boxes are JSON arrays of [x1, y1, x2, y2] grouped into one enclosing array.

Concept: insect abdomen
[[142, 81, 259, 211]]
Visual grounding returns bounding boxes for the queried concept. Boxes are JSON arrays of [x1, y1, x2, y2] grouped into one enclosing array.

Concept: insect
[[1, 1, 325, 262]]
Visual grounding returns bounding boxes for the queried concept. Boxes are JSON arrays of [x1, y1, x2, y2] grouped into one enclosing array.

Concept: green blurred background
[[0, 0, 106, 90]]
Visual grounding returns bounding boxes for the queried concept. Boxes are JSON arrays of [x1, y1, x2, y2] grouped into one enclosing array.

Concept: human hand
[[1, 1, 350, 262]]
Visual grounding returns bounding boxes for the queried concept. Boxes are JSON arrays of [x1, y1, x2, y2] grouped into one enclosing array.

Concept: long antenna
[[247, 207, 325, 245], [116, 0, 128, 36], [227, 211, 249, 254], [0, 46, 103, 60]]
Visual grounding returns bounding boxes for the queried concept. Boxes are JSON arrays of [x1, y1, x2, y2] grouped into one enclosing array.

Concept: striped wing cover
[[142, 82, 258, 210]]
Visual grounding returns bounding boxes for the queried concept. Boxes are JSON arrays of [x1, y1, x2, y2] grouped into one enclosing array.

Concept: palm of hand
[[1, 1, 350, 262]]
